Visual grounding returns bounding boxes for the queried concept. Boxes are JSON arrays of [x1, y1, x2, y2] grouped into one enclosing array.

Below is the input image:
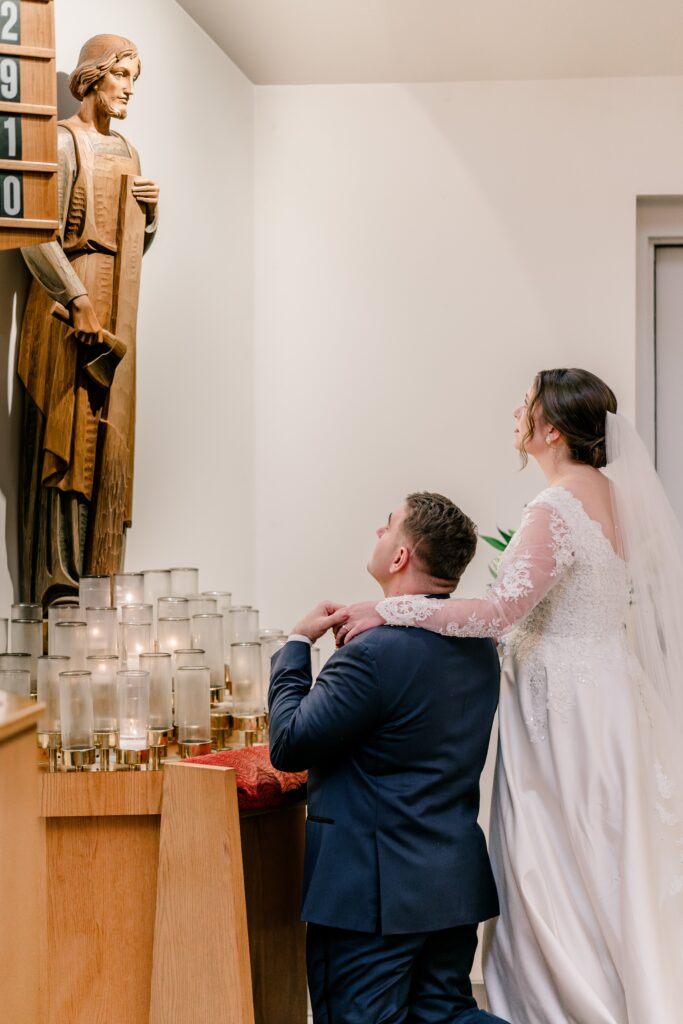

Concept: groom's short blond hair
[[403, 492, 478, 587]]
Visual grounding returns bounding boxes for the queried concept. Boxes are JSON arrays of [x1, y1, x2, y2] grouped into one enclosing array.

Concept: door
[[654, 244, 683, 523]]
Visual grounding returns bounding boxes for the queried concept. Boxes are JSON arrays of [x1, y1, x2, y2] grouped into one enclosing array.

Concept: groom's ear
[[389, 545, 410, 575]]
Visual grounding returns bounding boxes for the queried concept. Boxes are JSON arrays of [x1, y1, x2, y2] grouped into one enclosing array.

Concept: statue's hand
[[69, 295, 104, 346], [132, 177, 160, 216]]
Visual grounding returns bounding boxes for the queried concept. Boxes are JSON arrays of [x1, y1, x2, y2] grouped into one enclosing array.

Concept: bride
[[338, 368, 683, 1023]]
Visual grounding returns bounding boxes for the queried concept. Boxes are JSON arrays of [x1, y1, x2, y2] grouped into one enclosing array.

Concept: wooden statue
[[17, 35, 159, 606]]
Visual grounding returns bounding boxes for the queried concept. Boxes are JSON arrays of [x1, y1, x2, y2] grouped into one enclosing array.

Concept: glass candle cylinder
[[260, 635, 287, 711], [191, 614, 224, 688], [186, 595, 217, 619], [175, 666, 211, 742], [59, 670, 95, 749], [158, 596, 188, 622], [79, 575, 111, 611], [11, 602, 42, 621], [0, 668, 30, 699], [261, 637, 286, 712], [121, 603, 153, 626], [113, 572, 145, 612], [158, 617, 191, 656], [231, 642, 263, 716], [260, 628, 285, 640], [10, 618, 42, 695], [139, 653, 172, 729], [228, 606, 260, 645], [52, 621, 87, 669], [37, 654, 69, 733], [0, 652, 31, 672], [203, 591, 231, 662], [172, 648, 205, 689], [85, 606, 118, 657], [143, 570, 171, 634], [116, 670, 149, 750], [202, 591, 231, 615], [170, 567, 199, 596], [0, 618, 7, 655], [47, 603, 80, 654], [121, 621, 153, 670], [87, 655, 119, 732]]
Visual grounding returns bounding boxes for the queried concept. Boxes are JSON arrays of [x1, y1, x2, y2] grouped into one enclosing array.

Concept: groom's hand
[[292, 602, 348, 644]]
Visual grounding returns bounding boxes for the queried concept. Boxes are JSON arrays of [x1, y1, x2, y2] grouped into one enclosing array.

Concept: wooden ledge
[[41, 769, 164, 817], [0, 159, 58, 173], [0, 101, 56, 116], [0, 692, 43, 744], [0, 44, 54, 59], [38, 761, 302, 822]]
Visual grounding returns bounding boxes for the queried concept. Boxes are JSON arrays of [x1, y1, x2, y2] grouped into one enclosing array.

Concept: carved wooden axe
[[51, 302, 127, 389]]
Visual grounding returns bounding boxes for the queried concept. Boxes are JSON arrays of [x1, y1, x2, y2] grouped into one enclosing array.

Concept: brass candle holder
[[177, 739, 212, 759], [37, 731, 61, 772], [232, 713, 268, 748], [115, 746, 150, 770], [211, 709, 234, 751], [94, 729, 118, 770], [62, 747, 97, 770], [147, 726, 174, 770]]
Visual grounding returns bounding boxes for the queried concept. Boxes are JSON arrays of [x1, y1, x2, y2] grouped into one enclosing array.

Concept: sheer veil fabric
[[604, 411, 683, 734], [375, 412, 683, 1022]]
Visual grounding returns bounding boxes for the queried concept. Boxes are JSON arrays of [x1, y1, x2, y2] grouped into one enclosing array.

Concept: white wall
[[253, 77, 683, 645], [253, 78, 683, 980], [0, 0, 255, 613]]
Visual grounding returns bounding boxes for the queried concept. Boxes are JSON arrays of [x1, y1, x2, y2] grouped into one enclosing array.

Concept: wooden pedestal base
[[39, 766, 307, 1024]]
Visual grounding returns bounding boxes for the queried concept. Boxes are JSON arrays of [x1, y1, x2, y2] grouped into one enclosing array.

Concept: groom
[[269, 492, 508, 1024]]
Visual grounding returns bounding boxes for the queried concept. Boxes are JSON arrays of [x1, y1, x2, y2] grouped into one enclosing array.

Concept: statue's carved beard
[[95, 89, 128, 120]]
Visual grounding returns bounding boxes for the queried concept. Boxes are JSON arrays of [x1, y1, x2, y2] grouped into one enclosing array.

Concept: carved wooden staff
[[87, 173, 147, 573]]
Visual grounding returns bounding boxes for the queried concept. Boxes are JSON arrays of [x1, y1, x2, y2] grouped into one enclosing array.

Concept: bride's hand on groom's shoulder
[[292, 601, 348, 643], [335, 602, 385, 647]]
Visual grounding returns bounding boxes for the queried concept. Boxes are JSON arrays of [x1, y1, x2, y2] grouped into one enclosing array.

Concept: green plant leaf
[[481, 535, 507, 552], [498, 527, 515, 542]]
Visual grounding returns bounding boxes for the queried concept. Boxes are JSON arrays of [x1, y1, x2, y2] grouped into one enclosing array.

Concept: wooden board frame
[[0, 0, 58, 249]]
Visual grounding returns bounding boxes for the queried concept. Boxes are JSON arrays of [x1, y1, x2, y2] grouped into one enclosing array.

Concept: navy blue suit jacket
[[269, 611, 500, 936]]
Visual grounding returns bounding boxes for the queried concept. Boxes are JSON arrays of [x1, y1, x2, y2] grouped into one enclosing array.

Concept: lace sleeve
[[377, 502, 575, 639]]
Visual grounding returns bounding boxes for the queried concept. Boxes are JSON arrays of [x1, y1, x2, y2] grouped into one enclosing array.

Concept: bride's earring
[[546, 435, 553, 446]]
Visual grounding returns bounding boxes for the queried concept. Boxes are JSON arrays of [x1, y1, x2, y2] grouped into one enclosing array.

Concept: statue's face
[[93, 55, 140, 120]]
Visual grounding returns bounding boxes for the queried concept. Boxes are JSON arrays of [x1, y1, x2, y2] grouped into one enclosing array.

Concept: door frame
[[636, 196, 683, 461]]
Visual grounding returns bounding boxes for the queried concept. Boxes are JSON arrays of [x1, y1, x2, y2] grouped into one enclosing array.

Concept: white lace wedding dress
[[377, 485, 683, 1023]]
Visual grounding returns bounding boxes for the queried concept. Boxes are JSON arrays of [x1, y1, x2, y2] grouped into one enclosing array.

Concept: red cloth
[[185, 744, 307, 811]]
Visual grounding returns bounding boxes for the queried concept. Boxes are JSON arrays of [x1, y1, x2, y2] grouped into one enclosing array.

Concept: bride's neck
[[535, 447, 586, 487]]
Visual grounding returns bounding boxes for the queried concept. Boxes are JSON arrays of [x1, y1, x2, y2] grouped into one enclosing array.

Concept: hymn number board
[[0, 0, 58, 250]]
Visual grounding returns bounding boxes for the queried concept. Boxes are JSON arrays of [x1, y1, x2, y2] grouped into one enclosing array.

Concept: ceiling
[[175, 0, 683, 85]]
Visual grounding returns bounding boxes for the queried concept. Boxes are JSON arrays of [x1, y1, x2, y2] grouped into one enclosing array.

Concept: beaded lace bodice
[[377, 486, 630, 650]]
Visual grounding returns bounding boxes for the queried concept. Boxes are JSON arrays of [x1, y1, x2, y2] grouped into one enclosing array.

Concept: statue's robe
[[18, 120, 156, 606]]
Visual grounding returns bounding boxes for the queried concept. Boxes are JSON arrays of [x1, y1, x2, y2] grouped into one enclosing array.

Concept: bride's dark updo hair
[[521, 368, 618, 469]]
